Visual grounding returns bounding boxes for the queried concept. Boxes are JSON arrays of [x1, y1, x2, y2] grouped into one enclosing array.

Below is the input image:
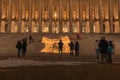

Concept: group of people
[[16, 35, 115, 63], [95, 36, 115, 63], [58, 39, 80, 56], [16, 39, 27, 57], [16, 35, 34, 57], [69, 41, 79, 56]]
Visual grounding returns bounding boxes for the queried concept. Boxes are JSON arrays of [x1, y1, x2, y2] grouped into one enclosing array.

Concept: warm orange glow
[[73, 9, 77, 21], [44, 8, 49, 21], [82, 6, 85, 20], [102, 4, 105, 20], [34, 9, 38, 20], [1, 0, 120, 34], [63, 7, 67, 21], [92, 8, 95, 20], [15, 9, 19, 20], [3, 6, 9, 20], [41, 36, 70, 53], [24, 9, 29, 20], [54, 13, 57, 20]]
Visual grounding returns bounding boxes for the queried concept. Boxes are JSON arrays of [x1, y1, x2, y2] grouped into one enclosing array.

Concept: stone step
[[0, 33, 120, 55]]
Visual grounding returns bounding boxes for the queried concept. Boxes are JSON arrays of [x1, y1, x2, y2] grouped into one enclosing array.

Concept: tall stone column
[[49, 0, 52, 33], [89, 0, 93, 33], [8, 0, 12, 33], [0, 1, 1, 26], [69, 0, 72, 33], [18, 0, 22, 33], [119, 0, 120, 33], [59, 0, 62, 33], [39, 0, 42, 33], [79, 0, 82, 33], [109, 0, 113, 33], [29, 0, 32, 33], [99, 0, 103, 33]]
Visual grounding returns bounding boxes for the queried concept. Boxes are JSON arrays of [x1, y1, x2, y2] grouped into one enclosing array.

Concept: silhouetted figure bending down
[[58, 40, 64, 56]]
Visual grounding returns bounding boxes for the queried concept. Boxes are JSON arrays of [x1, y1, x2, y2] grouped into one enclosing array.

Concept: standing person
[[75, 41, 79, 56], [58, 40, 64, 56], [69, 41, 74, 56], [107, 41, 113, 63], [95, 40, 100, 59], [22, 40, 27, 57], [99, 37, 108, 63], [76, 34, 81, 39], [16, 40, 22, 57]]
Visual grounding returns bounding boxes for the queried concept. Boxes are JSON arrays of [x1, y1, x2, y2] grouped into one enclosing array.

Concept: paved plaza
[[0, 34, 120, 80], [0, 33, 120, 66]]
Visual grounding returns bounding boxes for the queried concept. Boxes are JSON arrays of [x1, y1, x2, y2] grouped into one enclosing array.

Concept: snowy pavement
[[0, 58, 120, 68], [0, 58, 96, 68]]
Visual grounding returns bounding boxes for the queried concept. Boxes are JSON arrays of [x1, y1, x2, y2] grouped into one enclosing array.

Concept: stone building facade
[[0, 0, 120, 34]]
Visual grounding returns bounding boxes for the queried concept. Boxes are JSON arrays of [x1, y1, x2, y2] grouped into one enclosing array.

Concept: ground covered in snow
[[0, 58, 97, 68]]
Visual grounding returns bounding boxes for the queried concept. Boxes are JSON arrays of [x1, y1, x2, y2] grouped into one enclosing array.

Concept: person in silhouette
[[107, 41, 113, 63], [99, 37, 108, 63], [22, 40, 27, 57], [16, 40, 22, 57], [58, 40, 64, 56], [69, 41, 74, 56], [75, 41, 79, 56], [95, 40, 100, 59]]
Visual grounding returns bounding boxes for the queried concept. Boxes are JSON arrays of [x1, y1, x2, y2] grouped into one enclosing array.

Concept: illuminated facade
[[0, 0, 120, 33]]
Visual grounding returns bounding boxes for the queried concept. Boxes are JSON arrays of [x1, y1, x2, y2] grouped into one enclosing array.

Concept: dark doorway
[[5, 24, 8, 32], [103, 24, 105, 33], [113, 24, 115, 33]]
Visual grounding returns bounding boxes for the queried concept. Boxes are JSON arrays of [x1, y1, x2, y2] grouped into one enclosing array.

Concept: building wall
[[0, 0, 120, 33]]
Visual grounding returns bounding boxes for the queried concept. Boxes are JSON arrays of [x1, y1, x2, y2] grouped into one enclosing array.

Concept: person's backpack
[[107, 45, 113, 53]]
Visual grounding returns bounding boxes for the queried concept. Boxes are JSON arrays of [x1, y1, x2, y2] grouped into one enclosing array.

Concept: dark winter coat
[[99, 39, 108, 54]]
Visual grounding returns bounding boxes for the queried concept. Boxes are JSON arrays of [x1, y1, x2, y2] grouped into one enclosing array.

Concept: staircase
[[0, 33, 120, 56]]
